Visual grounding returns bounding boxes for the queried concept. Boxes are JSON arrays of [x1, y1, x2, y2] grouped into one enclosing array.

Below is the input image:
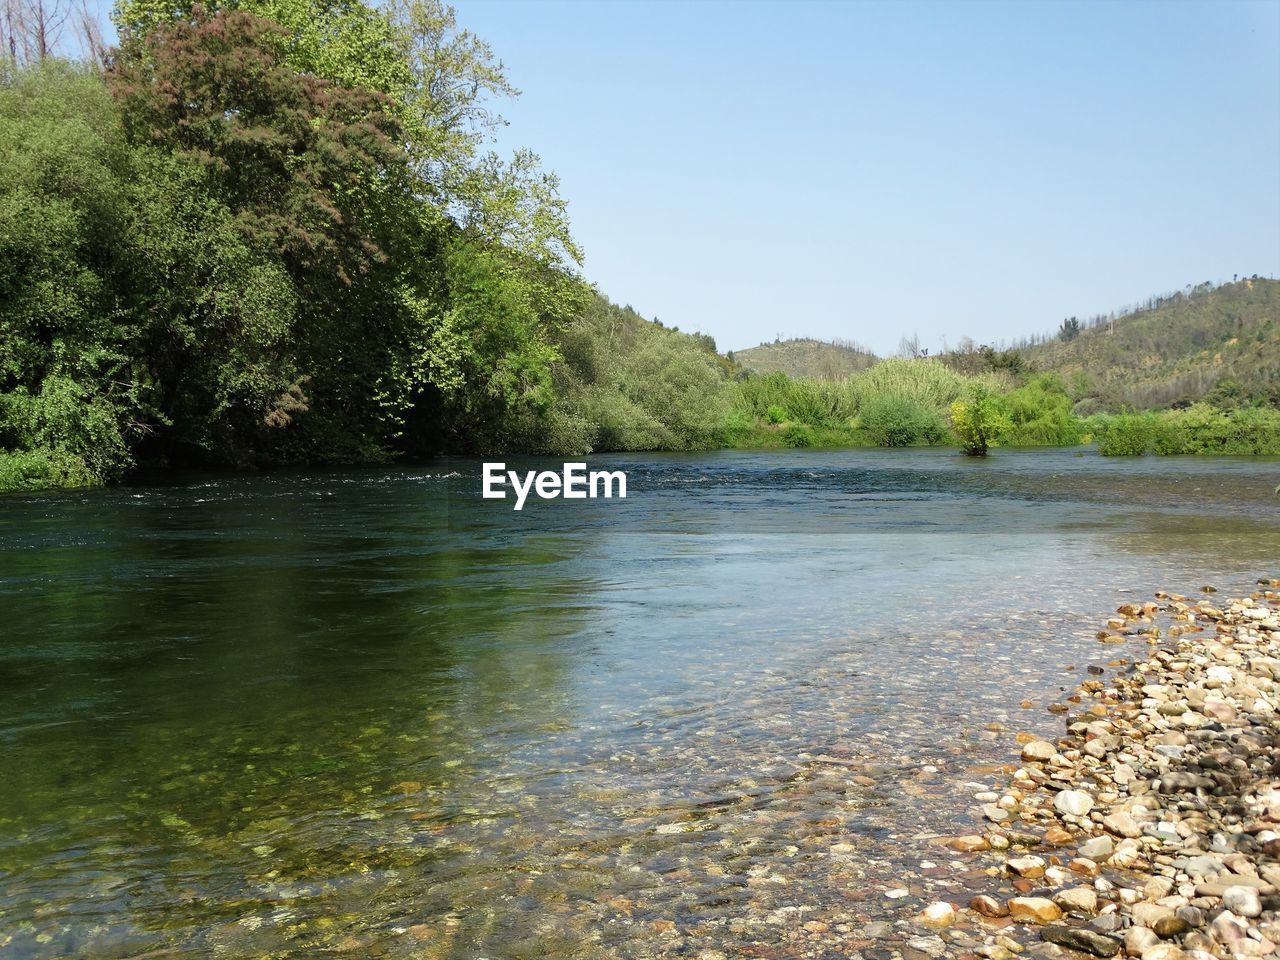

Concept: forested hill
[[1019, 279, 1280, 411], [731, 338, 877, 379]]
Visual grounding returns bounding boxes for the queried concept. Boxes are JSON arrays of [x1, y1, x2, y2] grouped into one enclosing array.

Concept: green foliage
[[858, 394, 949, 447], [949, 383, 1010, 456], [1093, 412, 1164, 456], [0, 61, 142, 483], [780, 423, 814, 447], [848, 358, 976, 411], [548, 298, 729, 453], [1093, 405, 1280, 457], [998, 374, 1086, 446], [0, 448, 98, 491]]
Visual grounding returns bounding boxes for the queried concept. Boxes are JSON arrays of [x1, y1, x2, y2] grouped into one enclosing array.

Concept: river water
[[1, 449, 1278, 959]]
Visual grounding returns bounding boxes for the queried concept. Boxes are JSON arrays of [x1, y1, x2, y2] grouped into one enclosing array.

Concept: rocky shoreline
[[908, 579, 1280, 960]]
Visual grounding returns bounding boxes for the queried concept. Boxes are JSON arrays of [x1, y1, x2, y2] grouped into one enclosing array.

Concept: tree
[[1058, 316, 1081, 341], [949, 383, 1010, 456], [105, 6, 422, 462]]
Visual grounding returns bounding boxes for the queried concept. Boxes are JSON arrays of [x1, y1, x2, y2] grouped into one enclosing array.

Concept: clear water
[[1, 448, 1278, 958]]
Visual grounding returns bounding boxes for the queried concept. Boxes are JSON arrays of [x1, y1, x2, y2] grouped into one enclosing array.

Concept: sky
[[448, 0, 1280, 355], [85, 0, 1280, 355]]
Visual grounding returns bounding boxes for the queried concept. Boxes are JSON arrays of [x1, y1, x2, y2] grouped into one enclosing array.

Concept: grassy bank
[[722, 362, 1280, 456]]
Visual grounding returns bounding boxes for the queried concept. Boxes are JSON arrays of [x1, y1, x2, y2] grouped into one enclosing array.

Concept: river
[[1, 449, 1278, 958]]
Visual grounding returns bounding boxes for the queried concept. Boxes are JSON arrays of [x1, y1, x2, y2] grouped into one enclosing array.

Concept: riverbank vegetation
[[1, 4, 1277, 493]]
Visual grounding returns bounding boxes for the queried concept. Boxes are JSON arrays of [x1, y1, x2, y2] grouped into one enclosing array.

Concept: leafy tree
[[0, 60, 141, 484]]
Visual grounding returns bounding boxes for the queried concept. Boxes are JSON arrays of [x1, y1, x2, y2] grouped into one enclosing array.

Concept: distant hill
[[1018, 278, 1280, 411], [731, 337, 877, 380]]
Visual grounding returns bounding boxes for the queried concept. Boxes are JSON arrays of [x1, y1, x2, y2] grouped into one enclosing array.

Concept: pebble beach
[[904, 579, 1280, 960]]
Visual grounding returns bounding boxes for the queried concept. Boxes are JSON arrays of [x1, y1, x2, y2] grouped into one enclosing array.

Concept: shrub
[[780, 423, 814, 447], [999, 374, 1086, 446], [949, 384, 1010, 456], [858, 394, 949, 447], [0, 449, 98, 491], [1095, 413, 1160, 455], [849, 358, 971, 410], [766, 404, 786, 425], [1160, 404, 1280, 455]]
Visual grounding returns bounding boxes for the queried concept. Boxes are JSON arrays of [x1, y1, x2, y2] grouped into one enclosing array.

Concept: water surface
[[1, 449, 1278, 958]]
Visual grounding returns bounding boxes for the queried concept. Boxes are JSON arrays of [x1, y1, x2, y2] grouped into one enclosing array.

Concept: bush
[[0, 449, 98, 491], [1160, 404, 1280, 455], [849, 358, 971, 410], [999, 375, 1086, 446], [1095, 413, 1160, 455], [950, 384, 1010, 456], [780, 423, 814, 447], [858, 394, 949, 447]]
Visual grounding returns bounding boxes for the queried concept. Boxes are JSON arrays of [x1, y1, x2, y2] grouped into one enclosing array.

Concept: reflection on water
[[0, 449, 1278, 958]]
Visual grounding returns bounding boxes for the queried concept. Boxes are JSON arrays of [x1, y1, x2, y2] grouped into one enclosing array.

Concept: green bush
[[1095, 413, 1161, 455], [0, 449, 98, 491], [766, 404, 786, 425], [858, 394, 949, 447], [999, 375, 1086, 446], [1160, 404, 1280, 455], [780, 423, 814, 447], [849, 358, 973, 411], [949, 383, 1010, 456]]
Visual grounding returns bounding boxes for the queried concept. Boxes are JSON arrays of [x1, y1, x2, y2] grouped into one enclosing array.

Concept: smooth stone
[[1130, 903, 1174, 928], [1195, 876, 1274, 896], [1139, 947, 1187, 960], [919, 901, 956, 928], [1023, 741, 1057, 762], [1158, 772, 1212, 793], [1080, 836, 1115, 860], [1152, 916, 1190, 938], [970, 894, 1009, 918], [1220, 885, 1262, 917], [1009, 897, 1063, 923], [1124, 928, 1160, 957], [1007, 855, 1047, 878], [1041, 924, 1120, 957], [985, 803, 1013, 823], [1055, 790, 1094, 817], [907, 936, 947, 957], [1103, 812, 1142, 838], [1054, 887, 1099, 915]]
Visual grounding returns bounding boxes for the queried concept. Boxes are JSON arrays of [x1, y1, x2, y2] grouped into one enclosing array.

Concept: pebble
[[1221, 885, 1262, 918], [1054, 790, 1093, 817], [919, 901, 956, 928], [1041, 924, 1120, 957], [1008, 897, 1063, 923], [929, 588, 1280, 960]]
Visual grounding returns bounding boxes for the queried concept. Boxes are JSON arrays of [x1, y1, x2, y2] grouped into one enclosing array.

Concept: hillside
[[1018, 279, 1280, 411], [730, 338, 877, 379]]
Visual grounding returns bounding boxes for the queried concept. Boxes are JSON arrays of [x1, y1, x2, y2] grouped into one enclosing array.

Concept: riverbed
[[1, 449, 1278, 958]]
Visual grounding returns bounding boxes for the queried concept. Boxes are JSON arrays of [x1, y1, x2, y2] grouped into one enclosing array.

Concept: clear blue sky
[[453, 0, 1280, 354]]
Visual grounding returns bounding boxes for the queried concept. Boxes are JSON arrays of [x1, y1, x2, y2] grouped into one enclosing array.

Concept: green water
[[1, 449, 1278, 958]]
